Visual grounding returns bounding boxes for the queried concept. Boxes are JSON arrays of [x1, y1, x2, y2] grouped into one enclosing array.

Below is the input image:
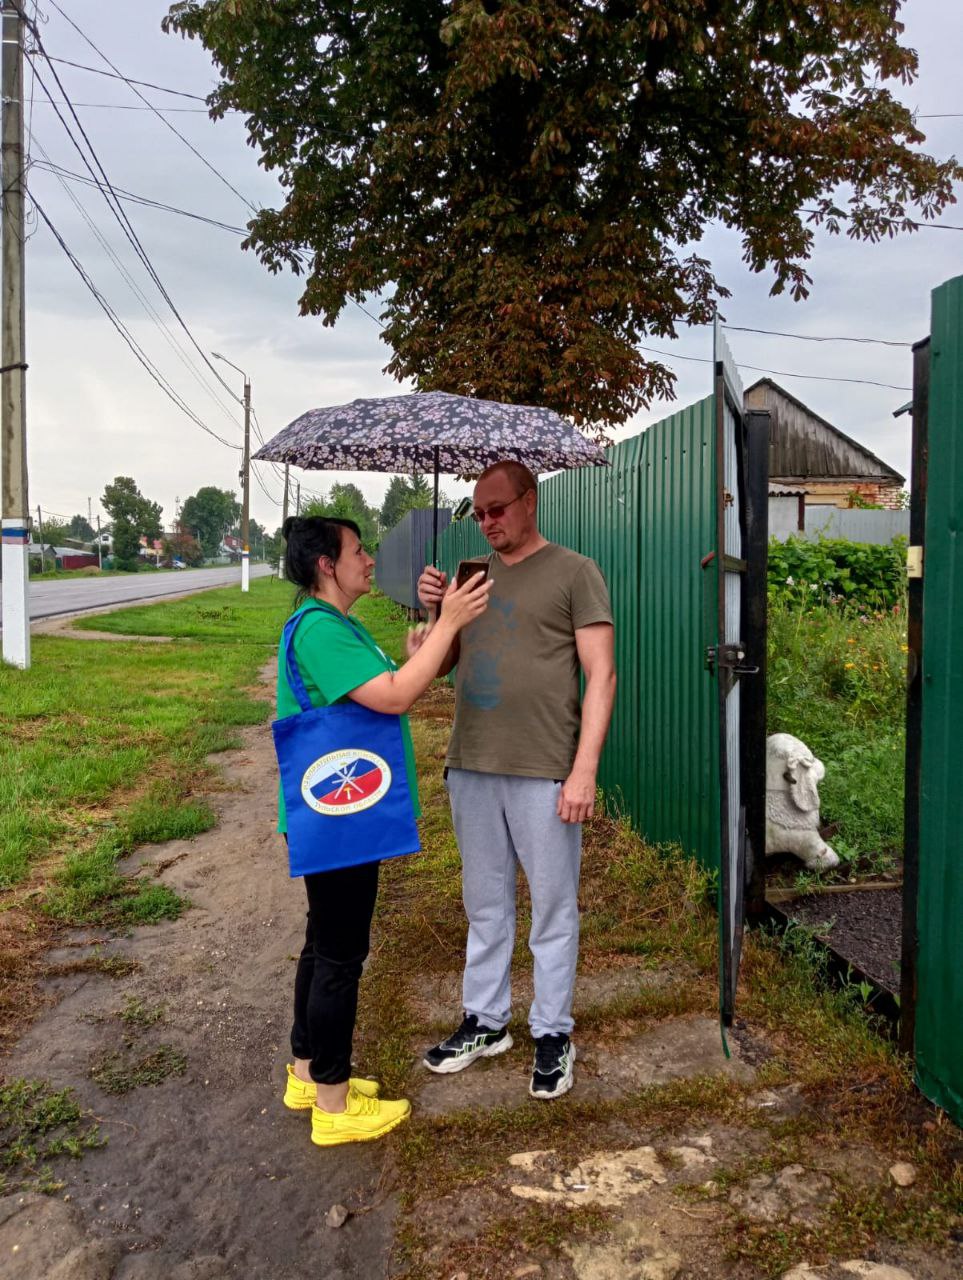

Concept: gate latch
[[704, 642, 759, 676]]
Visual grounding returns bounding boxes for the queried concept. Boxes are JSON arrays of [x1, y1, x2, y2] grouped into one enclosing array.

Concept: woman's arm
[[347, 576, 489, 716]]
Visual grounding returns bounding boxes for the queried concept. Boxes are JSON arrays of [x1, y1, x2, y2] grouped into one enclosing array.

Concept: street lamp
[[211, 350, 251, 592]]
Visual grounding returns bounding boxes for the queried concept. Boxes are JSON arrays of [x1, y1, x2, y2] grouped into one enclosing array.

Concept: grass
[[0, 1077, 103, 1194], [767, 597, 907, 880], [89, 1043, 187, 1095], [335, 597, 962, 1279], [0, 577, 298, 921]]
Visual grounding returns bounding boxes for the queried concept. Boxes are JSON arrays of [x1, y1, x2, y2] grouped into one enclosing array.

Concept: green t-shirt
[[275, 601, 420, 832], [447, 543, 613, 779]]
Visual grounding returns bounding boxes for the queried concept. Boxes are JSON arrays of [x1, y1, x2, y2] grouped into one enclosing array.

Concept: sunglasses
[[470, 493, 526, 524]]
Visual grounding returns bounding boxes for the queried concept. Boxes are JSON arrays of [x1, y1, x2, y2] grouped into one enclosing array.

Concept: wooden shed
[[745, 377, 905, 509]]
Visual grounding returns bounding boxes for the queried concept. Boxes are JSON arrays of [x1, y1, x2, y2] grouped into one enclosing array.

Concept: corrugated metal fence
[[375, 507, 452, 609], [436, 398, 722, 875], [906, 273, 963, 1127]]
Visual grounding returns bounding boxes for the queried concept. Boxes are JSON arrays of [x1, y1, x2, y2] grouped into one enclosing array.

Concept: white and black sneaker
[[529, 1033, 575, 1099], [423, 1013, 513, 1074]]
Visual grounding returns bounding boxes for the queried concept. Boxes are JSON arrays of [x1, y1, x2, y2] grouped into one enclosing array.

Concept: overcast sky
[[17, 1, 963, 536]]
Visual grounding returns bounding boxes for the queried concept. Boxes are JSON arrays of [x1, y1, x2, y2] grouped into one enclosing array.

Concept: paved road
[[0, 564, 274, 625]]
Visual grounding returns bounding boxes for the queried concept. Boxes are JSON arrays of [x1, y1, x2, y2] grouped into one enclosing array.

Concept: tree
[[302, 483, 380, 548], [68, 514, 95, 542], [264, 525, 284, 566], [36, 516, 69, 547], [180, 486, 240, 560], [380, 473, 452, 532], [102, 477, 163, 572], [165, 1, 959, 432], [165, 522, 204, 567], [380, 475, 414, 532]]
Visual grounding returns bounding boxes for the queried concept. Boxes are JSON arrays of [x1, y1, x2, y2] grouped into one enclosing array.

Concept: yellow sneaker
[[310, 1086, 410, 1146], [283, 1064, 379, 1111]]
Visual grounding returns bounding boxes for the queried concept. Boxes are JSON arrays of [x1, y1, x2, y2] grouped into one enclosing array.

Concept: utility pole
[[87, 496, 92, 526], [211, 350, 250, 592], [278, 463, 289, 579], [35, 504, 44, 572], [1, 3, 29, 667], [96, 515, 102, 570], [240, 377, 250, 592], [296, 482, 301, 515]]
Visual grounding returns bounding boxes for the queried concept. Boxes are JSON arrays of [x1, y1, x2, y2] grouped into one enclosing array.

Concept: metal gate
[[709, 322, 769, 1026], [900, 273, 963, 1128]]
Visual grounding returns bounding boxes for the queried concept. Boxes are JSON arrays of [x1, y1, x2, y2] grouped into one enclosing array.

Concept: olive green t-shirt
[[446, 543, 613, 779], [276, 602, 420, 833]]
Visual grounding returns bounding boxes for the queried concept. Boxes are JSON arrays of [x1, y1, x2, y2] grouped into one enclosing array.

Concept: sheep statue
[[765, 732, 840, 871]]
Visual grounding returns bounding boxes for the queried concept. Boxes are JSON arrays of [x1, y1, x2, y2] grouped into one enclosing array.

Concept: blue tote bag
[[272, 606, 421, 877]]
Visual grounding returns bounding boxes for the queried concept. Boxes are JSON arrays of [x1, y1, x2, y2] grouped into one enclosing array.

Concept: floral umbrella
[[253, 390, 608, 562]]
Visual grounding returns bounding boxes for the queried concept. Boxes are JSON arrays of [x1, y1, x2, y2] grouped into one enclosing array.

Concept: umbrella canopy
[[252, 390, 608, 476]]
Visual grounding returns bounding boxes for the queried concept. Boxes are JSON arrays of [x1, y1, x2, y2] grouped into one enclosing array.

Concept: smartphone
[[455, 559, 490, 589]]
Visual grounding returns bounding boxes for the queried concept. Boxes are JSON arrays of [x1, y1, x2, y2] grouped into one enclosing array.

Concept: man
[[416, 460, 616, 1099]]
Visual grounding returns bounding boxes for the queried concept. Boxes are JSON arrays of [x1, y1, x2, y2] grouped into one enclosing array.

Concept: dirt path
[[1, 711, 397, 1280], [2, 668, 961, 1280]]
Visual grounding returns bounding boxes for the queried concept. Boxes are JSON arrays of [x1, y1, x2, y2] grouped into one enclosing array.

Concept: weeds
[[44, 952, 139, 979], [118, 996, 166, 1028], [89, 1044, 186, 1095], [0, 1078, 103, 1194], [767, 598, 906, 877]]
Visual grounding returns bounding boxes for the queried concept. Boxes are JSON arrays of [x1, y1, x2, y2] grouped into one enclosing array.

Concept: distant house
[[745, 378, 905, 510], [28, 543, 99, 570]]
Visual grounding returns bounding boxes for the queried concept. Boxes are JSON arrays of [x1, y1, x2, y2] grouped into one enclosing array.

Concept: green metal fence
[[436, 398, 722, 874], [910, 273, 963, 1127]]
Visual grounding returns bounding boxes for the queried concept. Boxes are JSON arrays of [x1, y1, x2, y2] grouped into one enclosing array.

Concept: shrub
[[768, 536, 907, 612]]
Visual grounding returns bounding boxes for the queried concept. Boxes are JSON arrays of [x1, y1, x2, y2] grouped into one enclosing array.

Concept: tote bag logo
[[301, 749, 392, 816]]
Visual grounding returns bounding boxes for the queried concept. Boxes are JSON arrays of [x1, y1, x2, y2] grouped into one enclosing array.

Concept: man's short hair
[[477, 460, 538, 498]]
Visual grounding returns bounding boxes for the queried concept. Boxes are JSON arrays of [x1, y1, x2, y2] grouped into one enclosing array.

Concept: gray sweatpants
[[447, 768, 582, 1038]]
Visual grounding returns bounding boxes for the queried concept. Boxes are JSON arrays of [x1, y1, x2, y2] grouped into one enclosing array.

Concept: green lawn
[[1, 580, 410, 923]]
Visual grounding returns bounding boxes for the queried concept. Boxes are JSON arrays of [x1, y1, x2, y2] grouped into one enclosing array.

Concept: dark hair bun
[[282, 515, 300, 540]]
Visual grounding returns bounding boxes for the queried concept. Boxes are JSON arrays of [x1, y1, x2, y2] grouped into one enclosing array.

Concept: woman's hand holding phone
[[440, 569, 492, 631]]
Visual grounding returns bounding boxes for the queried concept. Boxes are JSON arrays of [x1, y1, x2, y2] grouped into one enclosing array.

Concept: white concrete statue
[[765, 732, 840, 871]]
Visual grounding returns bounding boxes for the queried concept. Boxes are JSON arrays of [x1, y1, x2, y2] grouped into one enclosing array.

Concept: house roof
[[745, 378, 905, 484], [769, 483, 807, 497]]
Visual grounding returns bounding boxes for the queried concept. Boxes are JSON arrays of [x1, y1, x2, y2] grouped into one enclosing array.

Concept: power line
[[33, 198, 241, 450], [44, 0, 259, 216], [250, 407, 290, 485], [722, 324, 911, 348], [26, 48, 245, 410], [32, 98, 228, 113], [32, 140, 246, 434], [32, 159, 249, 234], [800, 206, 963, 233], [45, 55, 213, 101], [251, 465, 282, 507], [637, 345, 911, 391]]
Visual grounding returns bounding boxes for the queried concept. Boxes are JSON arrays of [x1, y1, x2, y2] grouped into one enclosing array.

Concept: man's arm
[[557, 623, 616, 824]]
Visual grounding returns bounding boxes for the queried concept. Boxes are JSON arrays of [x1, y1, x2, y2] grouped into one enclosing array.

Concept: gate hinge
[[705, 642, 759, 676]]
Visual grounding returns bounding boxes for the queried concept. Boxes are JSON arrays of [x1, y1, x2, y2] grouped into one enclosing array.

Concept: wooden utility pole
[[1, 3, 29, 667], [240, 376, 250, 592], [211, 350, 250, 592], [278, 463, 289, 579]]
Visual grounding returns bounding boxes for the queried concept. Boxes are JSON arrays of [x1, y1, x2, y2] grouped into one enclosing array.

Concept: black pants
[[290, 860, 381, 1084]]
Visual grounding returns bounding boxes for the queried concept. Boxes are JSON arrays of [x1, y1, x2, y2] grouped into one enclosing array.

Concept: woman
[[276, 514, 490, 1147]]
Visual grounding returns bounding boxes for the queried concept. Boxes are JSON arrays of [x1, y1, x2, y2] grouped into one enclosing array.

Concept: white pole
[[1, 4, 29, 668]]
